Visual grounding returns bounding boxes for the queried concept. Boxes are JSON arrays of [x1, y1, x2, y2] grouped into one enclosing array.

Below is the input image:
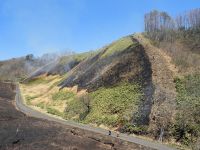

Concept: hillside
[[0, 52, 94, 82], [20, 36, 152, 126], [0, 57, 30, 81], [0, 55, 47, 81], [17, 33, 200, 149], [59, 36, 152, 91], [145, 30, 200, 75], [24, 51, 97, 82], [143, 34, 200, 149]]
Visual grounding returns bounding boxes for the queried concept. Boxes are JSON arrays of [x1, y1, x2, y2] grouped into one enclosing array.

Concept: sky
[[0, 0, 200, 60]]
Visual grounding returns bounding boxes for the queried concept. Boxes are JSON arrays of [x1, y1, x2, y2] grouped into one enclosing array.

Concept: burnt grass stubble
[[0, 82, 152, 150]]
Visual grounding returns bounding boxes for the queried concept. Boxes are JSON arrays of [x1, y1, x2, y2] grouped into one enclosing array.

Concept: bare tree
[[144, 10, 175, 41], [145, 8, 200, 41]]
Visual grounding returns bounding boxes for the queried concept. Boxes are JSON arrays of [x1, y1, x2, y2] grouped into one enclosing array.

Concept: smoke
[[23, 54, 52, 77], [0, 49, 76, 81], [24, 50, 75, 81]]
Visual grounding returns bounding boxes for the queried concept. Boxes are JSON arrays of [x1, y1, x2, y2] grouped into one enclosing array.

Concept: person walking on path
[[108, 130, 111, 136]]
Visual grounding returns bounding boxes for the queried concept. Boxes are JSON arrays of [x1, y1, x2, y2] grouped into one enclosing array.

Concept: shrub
[[63, 82, 143, 127], [84, 82, 143, 127], [64, 97, 89, 121], [173, 75, 200, 146], [120, 123, 148, 135]]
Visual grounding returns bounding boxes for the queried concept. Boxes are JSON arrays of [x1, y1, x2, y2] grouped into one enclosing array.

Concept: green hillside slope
[[21, 35, 153, 131], [7, 34, 200, 149]]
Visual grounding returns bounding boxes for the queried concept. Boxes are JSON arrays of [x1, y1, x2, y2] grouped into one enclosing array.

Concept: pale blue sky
[[0, 0, 200, 60]]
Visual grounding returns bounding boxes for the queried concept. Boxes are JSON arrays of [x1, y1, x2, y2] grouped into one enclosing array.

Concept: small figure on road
[[117, 133, 119, 137], [108, 130, 111, 136]]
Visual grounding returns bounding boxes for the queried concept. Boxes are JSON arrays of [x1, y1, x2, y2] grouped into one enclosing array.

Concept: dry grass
[[134, 34, 178, 76], [20, 75, 66, 112], [158, 40, 200, 75], [20, 75, 88, 114]]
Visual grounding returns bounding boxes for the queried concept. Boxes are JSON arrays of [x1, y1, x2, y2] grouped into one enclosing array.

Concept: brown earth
[[0, 82, 153, 150]]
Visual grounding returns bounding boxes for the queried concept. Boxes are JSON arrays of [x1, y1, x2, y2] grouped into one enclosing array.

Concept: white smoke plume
[[24, 50, 75, 80]]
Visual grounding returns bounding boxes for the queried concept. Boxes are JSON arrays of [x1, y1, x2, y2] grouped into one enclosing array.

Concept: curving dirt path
[[15, 84, 175, 150]]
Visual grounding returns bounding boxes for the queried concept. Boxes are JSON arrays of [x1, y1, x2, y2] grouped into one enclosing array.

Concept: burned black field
[[0, 82, 150, 150]]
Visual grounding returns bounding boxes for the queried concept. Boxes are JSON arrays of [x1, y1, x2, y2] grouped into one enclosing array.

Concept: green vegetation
[[121, 123, 148, 135], [52, 90, 75, 101], [62, 82, 143, 127], [59, 51, 97, 65], [36, 102, 45, 109], [84, 83, 143, 126], [25, 95, 39, 105], [64, 97, 89, 121], [101, 37, 135, 58], [173, 75, 200, 146], [25, 78, 50, 86], [73, 51, 97, 61], [46, 107, 64, 117]]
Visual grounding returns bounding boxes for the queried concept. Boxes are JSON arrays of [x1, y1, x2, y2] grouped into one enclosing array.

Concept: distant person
[[108, 130, 111, 136]]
